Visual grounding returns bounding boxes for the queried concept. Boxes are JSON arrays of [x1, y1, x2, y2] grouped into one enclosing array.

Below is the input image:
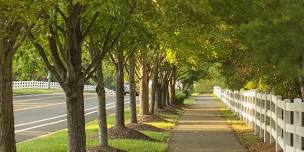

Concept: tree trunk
[[150, 75, 156, 114], [150, 60, 158, 114], [156, 71, 164, 110], [0, 55, 16, 152], [115, 49, 125, 128], [140, 50, 150, 115], [161, 79, 168, 108], [96, 61, 108, 147], [129, 51, 137, 123], [155, 81, 163, 110], [65, 85, 86, 152], [166, 81, 170, 106], [65, 4, 87, 151], [169, 67, 176, 105]]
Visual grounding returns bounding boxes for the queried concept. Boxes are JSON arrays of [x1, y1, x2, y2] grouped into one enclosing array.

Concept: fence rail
[[13, 81, 115, 93], [214, 86, 304, 152]]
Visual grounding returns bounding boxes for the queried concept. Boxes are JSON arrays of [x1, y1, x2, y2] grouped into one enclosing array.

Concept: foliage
[[13, 44, 46, 80], [193, 79, 217, 94], [175, 90, 187, 104]]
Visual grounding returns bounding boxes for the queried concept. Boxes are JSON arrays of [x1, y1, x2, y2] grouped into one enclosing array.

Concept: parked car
[[124, 84, 130, 95], [124, 84, 139, 96]]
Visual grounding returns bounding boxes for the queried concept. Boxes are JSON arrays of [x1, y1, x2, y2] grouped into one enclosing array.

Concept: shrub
[[175, 90, 187, 104]]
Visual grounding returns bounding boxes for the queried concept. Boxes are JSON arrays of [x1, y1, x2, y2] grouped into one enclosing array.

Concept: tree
[[140, 48, 150, 115], [28, 1, 103, 151], [88, 31, 117, 148], [129, 50, 137, 123], [0, 1, 29, 151]]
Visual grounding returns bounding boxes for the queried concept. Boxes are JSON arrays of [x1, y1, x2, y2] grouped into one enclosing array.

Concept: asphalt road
[[13, 93, 129, 142]]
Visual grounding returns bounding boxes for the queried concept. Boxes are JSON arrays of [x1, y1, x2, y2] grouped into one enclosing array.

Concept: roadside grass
[[13, 88, 63, 96], [183, 98, 194, 105], [220, 105, 260, 148], [17, 106, 180, 152], [191, 93, 200, 96], [13, 88, 98, 96]]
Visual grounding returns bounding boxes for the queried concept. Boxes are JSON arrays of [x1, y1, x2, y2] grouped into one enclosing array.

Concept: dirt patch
[[249, 142, 279, 152], [88, 146, 126, 152], [157, 108, 178, 115], [126, 123, 164, 132], [108, 126, 153, 141], [138, 115, 168, 123]]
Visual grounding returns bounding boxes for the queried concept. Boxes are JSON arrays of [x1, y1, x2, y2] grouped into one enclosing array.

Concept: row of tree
[[0, 0, 195, 152], [1, 0, 303, 151]]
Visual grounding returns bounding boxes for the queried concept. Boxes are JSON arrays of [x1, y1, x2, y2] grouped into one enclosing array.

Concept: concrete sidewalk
[[168, 95, 247, 152]]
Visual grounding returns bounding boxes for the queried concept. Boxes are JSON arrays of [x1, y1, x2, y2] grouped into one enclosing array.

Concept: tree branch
[[27, 31, 67, 90], [83, 27, 113, 79], [81, 12, 99, 40], [55, 6, 67, 22]]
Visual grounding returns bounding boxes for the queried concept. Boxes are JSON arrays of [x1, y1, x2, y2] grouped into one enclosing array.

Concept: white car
[[124, 85, 130, 95]]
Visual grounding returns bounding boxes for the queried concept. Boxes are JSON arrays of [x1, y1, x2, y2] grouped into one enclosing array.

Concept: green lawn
[[17, 108, 180, 152], [183, 98, 194, 105], [13, 88, 97, 96], [13, 88, 63, 96]]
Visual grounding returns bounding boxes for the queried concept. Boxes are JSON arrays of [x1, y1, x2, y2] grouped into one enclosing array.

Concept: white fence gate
[[214, 86, 304, 152], [13, 81, 115, 93]]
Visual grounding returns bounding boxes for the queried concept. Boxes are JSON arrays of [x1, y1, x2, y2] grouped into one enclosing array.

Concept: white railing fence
[[214, 86, 304, 152], [13, 81, 115, 93]]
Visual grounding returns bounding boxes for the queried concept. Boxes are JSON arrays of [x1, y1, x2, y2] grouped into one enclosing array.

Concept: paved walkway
[[168, 95, 247, 152]]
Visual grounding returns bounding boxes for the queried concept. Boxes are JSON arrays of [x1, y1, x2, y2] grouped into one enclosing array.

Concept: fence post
[[275, 95, 282, 152], [294, 98, 302, 152], [261, 93, 267, 142], [283, 99, 291, 152], [268, 94, 274, 144], [258, 93, 263, 139], [253, 91, 258, 135]]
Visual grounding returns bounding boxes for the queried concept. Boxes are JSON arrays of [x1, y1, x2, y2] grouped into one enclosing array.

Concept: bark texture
[[140, 50, 150, 115], [156, 71, 163, 110], [161, 74, 169, 108], [65, 85, 86, 152], [115, 49, 125, 128], [129, 51, 137, 123], [96, 62, 108, 147], [169, 67, 176, 105], [0, 55, 16, 152], [150, 58, 159, 114]]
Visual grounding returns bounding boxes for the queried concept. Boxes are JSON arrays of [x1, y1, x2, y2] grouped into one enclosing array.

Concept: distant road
[[14, 93, 129, 142]]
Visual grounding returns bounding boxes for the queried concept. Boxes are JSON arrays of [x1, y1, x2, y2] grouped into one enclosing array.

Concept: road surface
[[13, 93, 129, 142]]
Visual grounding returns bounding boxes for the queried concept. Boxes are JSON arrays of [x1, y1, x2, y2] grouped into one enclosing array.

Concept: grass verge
[[13, 88, 63, 96], [220, 105, 260, 149], [183, 98, 194, 105], [17, 107, 181, 152]]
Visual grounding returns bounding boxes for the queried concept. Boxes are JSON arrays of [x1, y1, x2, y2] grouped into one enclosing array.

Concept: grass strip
[[13, 88, 63, 96], [219, 103, 260, 149], [17, 107, 180, 152]]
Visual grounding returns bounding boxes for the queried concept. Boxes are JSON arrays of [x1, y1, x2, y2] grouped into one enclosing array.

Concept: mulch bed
[[156, 108, 178, 115], [88, 146, 126, 152], [108, 126, 153, 141], [138, 115, 169, 123], [126, 123, 164, 132]]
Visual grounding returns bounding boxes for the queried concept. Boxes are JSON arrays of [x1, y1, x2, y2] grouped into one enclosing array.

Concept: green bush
[[175, 90, 187, 104], [193, 79, 217, 94]]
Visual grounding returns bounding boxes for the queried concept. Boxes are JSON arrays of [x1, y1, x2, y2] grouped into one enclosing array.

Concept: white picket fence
[[214, 86, 304, 152], [13, 81, 115, 93]]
